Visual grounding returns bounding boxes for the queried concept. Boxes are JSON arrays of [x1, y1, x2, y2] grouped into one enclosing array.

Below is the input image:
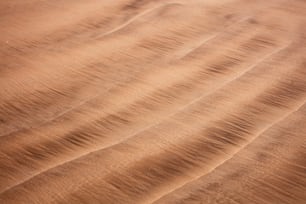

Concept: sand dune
[[0, 0, 306, 203]]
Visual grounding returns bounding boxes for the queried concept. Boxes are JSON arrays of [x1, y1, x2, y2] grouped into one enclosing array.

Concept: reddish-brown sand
[[1, 0, 306, 203]]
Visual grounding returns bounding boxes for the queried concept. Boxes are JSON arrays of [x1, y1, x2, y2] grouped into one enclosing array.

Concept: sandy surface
[[0, 0, 306, 203]]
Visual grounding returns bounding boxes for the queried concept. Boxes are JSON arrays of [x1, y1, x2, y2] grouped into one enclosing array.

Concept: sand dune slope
[[0, 0, 306, 203]]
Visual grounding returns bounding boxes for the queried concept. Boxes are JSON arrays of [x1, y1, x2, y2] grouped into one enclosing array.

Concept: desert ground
[[0, 0, 306, 203]]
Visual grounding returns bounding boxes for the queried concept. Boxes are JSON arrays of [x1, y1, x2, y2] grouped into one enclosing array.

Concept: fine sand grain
[[0, 0, 306, 203]]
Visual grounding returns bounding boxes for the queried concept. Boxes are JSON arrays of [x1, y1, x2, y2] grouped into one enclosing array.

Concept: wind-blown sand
[[0, 0, 306, 203]]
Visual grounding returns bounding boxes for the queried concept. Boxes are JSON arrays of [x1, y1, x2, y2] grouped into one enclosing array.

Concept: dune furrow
[[0, 18, 292, 191], [1, 44, 289, 193]]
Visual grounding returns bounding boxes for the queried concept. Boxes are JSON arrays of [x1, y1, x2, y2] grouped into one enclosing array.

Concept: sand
[[0, 0, 306, 203]]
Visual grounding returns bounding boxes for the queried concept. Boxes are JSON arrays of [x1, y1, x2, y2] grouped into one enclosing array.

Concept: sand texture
[[0, 0, 306, 203]]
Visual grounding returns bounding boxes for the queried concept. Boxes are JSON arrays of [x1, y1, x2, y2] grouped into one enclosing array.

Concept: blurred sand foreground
[[0, 0, 306, 203]]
